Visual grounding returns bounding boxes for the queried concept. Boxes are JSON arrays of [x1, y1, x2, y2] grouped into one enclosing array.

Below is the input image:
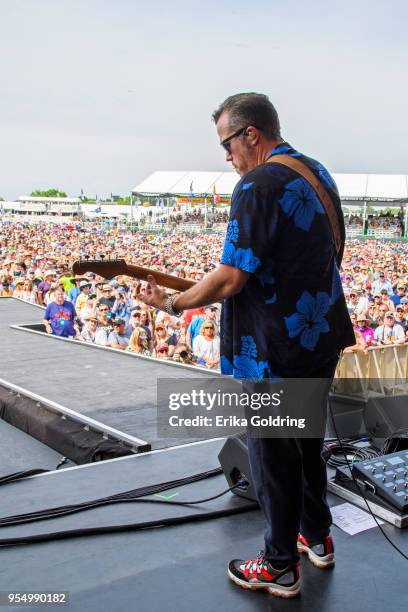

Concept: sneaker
[[227, 551, 300, 599], [297, 534, 335, 568]]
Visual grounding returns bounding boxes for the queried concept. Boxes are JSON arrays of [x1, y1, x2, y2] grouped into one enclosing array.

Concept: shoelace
[[241, 550, 273, 580]]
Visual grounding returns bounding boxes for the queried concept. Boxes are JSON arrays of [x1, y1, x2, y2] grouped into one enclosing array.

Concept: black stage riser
[[0, 385, 138, 464]]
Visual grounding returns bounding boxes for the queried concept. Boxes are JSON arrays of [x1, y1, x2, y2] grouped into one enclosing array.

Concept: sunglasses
[[156, 327, 165, 331], [99, 308, 108, 312], [220, 126, 248, 153], [203, 326, 214, 330]]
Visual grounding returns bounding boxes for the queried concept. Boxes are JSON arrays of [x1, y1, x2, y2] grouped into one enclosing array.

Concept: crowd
[[345, 213, 404, 235], [142, 207, 229, 227], [0, 222, 222, 369], [341, 239, 408, 352], [1, 222, 408, 365]]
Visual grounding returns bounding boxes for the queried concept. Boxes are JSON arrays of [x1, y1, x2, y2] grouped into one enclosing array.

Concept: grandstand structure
[[132, 171, 408, 239], [0, 196, 131, 223]]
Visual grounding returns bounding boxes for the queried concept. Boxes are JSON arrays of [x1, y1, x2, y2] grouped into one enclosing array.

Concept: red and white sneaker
[[227, 551, 300, 599], [297, 534, 335, 568]]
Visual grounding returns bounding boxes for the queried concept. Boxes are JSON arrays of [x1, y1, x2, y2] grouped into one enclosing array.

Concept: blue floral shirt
[[219, 142, 355, 380]]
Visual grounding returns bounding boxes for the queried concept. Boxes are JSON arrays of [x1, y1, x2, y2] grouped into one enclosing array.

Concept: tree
[[30, 188, 68, 198], [112, 195, 131, 205]]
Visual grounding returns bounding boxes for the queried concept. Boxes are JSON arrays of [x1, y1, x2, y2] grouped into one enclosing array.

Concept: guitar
[[72, 257, 196, 292]]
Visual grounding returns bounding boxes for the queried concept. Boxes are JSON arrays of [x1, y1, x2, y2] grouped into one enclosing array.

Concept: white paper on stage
[[331, 502, 384, 535]]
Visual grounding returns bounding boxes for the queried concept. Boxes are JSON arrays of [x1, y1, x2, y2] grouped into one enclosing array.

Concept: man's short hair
[[212, 92, 281, 140]]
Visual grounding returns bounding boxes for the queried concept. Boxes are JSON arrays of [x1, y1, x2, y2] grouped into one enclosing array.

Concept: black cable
[[328, 395, 408, 562], [0, 503, 258, 548], [55, 457, 69, 470], [0, 468, 224, 528], [0, 469, 49, 487], [324, 439, 380, 469]]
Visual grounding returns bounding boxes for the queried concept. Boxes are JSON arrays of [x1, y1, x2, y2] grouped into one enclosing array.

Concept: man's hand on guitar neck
[[136, 275, 168, 311], [136, 266, 249, 312]]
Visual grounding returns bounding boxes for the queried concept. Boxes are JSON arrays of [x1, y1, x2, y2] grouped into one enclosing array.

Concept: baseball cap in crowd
[[85, 315, 98, 323], [385, 311, 395, 318], [356, 314, 368, 323], [102, 284, 112, 291], [400, 298, 408, 304], [397, 284, 406, 289], [44, 269, 56, 278], [113, 318, 125, 326], [79, 280, 90, 288]]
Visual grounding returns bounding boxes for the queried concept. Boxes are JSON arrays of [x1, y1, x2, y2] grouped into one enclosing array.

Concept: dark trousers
[[246, 356, 338, 565]]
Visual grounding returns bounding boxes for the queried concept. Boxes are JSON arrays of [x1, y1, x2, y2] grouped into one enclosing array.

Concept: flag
[[189, 181, 194, 197], [94, 200, 102, 213], [212, 183, 217, 205]]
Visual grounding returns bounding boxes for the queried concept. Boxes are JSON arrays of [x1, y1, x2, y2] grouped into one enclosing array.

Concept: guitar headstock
[[72, 256, 128, 279]]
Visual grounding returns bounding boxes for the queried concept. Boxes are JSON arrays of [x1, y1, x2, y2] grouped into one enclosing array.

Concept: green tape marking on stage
[[154, 492, 179, 500]]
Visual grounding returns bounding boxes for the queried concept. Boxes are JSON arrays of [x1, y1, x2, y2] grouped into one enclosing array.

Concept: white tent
[[133, 171, 408, 202]]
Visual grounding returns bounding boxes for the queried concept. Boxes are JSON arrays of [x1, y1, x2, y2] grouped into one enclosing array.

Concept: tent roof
[[133, 171, 408, 201]]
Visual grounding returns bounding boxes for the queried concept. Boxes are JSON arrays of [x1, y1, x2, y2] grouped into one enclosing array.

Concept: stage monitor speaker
[[363, 393, 408, 450], [218, 434, 257, 502], [328, 391, 408, 449]]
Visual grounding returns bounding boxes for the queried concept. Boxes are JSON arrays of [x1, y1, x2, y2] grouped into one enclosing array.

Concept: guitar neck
[[125, 264, 196, 292]]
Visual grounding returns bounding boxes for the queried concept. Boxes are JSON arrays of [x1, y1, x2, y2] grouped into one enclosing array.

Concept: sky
[[1, 0, 408, 200]]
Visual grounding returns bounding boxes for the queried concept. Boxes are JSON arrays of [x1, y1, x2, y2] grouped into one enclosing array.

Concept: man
[[346, 289, 367, 316], [137, 93, 354, 598], [374, 311, 405, 345], [394, 305, 407, 333], [43, 287, 79, 338], [80, 315, 99, 343], [98, 284, 116, 310], [391, 283, 406, 307], [372, 272, 393, 297], [111, 287, 132, 322], [74, 280, 92, 318], [107, 318, 129, 350], [68, 277, 84, 304], [125, 308, 142, 338]]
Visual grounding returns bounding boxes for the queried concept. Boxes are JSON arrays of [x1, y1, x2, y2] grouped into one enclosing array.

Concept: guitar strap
[[266, 154, 343, 264]]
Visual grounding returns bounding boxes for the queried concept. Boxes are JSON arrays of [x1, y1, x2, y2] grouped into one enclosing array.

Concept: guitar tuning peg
[[100, 254, 105, 261], [85, 255, 90, 261]]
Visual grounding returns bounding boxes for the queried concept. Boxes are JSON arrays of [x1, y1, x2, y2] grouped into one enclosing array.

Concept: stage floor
[[0, 298, 214, 450], [0, 418, 74, 476], [0, 439, 407, 612]]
